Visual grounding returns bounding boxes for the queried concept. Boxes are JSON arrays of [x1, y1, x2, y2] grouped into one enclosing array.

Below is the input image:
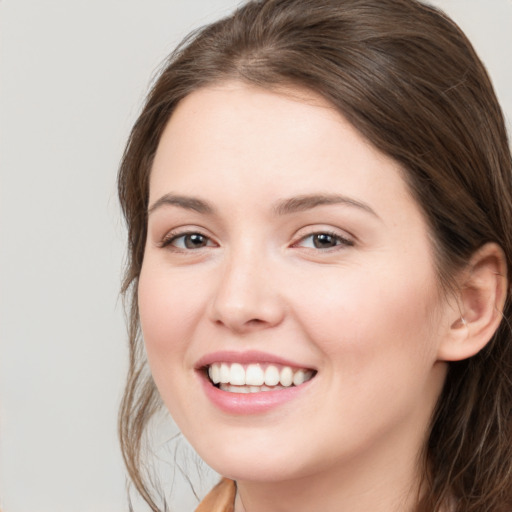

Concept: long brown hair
[[118, 1, 512, 510]]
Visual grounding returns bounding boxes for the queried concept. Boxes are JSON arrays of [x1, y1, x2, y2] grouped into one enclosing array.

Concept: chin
[[194, 438, 317, 484], [212, 459, 302, 483]]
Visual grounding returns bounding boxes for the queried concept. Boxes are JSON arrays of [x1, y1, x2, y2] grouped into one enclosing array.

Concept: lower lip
[[199, 373, 314, 414]]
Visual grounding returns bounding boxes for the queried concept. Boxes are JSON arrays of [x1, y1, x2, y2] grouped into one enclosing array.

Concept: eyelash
[[160, 230, 216, 250], [159, 229, 354, 252], [293, 230, 354, 250]]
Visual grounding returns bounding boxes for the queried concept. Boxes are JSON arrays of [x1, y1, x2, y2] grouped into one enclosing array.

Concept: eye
[[295, 232, 353, 249], [162, 231, 216, 250]]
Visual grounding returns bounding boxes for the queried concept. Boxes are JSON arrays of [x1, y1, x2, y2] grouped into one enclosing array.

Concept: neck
[[235, 469, 422, 512]]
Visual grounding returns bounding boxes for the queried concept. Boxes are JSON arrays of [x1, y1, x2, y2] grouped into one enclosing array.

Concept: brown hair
[[117, 0, 512, 510]]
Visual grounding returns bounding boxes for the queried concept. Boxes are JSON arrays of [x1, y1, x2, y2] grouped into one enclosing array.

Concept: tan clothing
[[195, 478, 236, 512]]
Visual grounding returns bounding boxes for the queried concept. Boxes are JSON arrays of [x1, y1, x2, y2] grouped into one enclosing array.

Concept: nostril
[[212, 309, 283, 333], [209, 264, 285, 332]]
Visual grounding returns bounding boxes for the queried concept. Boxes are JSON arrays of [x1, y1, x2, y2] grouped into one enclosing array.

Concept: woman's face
[[139, 82, 452, 484]]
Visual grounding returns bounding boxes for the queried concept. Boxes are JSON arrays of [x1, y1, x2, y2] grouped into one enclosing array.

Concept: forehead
[[154, 82, 347, 171], [149, 81, 418, 224]]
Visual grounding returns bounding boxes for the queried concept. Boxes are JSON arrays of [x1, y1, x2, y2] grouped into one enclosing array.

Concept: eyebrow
[[147, 192, 379, 219], [273, 193, 379, 218], [148, 193, 215, 216]]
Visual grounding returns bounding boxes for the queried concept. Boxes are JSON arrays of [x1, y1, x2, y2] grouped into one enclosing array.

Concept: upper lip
[[195, 350, 316, 370]]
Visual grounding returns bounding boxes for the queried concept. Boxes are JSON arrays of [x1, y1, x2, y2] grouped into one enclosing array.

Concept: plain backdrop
[[0, 1, 511, 511]]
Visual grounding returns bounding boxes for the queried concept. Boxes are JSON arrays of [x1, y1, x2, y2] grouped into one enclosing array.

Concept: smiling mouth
[[206, 362, 316, 393]]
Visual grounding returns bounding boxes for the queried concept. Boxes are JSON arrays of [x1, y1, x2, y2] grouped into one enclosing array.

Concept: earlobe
[[438, 243, 508, 362]]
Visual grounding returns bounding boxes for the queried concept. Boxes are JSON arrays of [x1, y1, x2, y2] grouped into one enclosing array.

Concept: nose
[[209, 247, 285, 334]]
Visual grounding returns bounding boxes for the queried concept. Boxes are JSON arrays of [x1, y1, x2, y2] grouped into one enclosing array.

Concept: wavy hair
[[117, 1, 512, 510]]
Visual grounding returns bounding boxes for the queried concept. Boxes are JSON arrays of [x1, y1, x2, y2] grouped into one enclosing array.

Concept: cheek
[[290, 262, 441, 372], [293, 268, 444, 436], [137, 262, 205, 369]]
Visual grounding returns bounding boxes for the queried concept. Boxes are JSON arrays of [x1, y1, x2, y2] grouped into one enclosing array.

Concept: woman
[[117, 0, 512, 510]]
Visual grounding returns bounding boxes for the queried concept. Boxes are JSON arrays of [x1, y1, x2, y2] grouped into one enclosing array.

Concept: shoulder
[[195, 478, 236, 512]]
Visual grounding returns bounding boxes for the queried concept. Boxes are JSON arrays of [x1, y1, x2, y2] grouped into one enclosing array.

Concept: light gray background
[[1, 1, 511, 511]]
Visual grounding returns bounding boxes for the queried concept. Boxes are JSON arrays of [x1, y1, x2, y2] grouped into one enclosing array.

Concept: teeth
[[264, 365, 280, 386], [230, 363, 245, 385], [293, 369, 305, 386], [219, 363, 230, 384], [209, 363, 220, 384], [246, 364, 265, 386], [280, 366, 293, 387], [208, 362, 314, 390], [220, 384, 286, 393]]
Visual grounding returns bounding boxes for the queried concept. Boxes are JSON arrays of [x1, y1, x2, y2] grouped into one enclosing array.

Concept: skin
[[138, 82, 460, 512]]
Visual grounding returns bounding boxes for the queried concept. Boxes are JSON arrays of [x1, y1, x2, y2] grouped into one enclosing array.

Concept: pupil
[[314, 233, 335, 248], [185, 234, 206, 248]]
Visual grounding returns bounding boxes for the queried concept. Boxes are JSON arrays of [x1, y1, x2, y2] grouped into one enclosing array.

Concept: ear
[[437, 243, 508, 362]]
